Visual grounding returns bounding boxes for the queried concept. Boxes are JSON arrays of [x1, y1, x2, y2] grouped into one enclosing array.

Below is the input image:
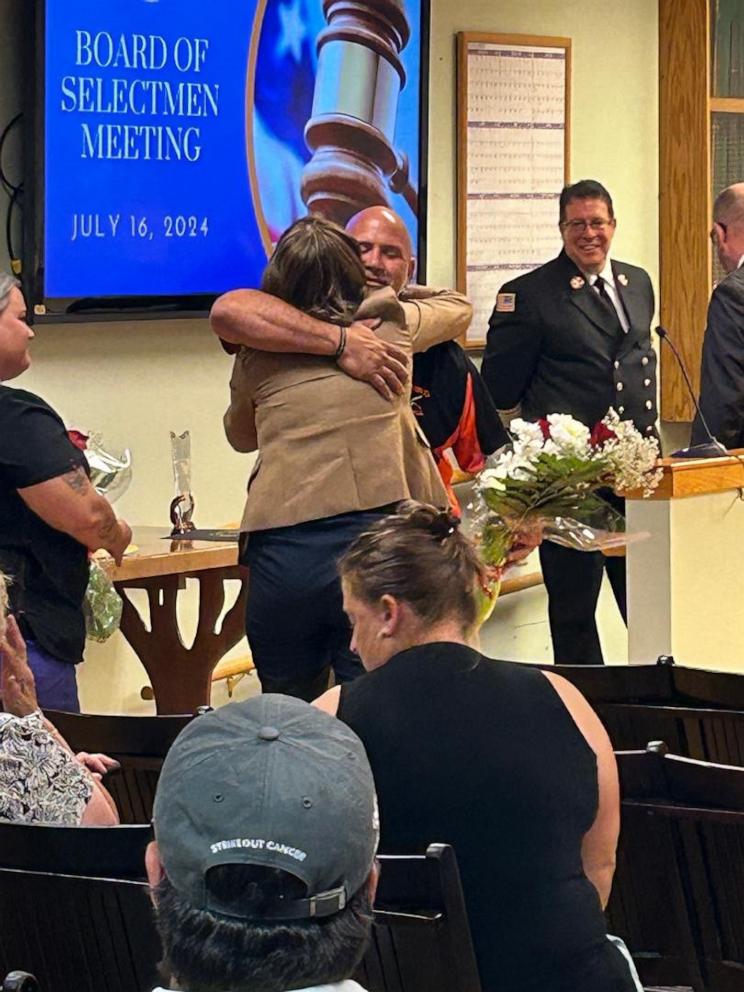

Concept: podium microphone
[[654, 325, 727, 459]]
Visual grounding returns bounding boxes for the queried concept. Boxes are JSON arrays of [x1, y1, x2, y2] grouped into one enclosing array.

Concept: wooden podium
[[626, 454, 744, 669]]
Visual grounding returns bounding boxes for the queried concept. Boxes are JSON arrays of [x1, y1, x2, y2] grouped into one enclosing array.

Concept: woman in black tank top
[[314, 502, 640, 992]]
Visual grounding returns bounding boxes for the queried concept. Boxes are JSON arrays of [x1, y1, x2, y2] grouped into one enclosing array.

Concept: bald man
[[211, 209, 508, 504], [692, 183, 744, 448], [348, 206, 415, 294], [346, 208, 506, 501], [211, 207, 472, 389]]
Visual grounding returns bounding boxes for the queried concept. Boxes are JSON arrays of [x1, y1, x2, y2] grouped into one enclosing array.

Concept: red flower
[[590, 422, 616, 447], [537, 418, 551, 440], [68, 429, 89, 451]]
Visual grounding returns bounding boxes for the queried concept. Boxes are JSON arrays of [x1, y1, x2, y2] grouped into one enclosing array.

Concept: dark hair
[[338, 500, 487, 633], [261, 215, 367, 324], [154, 865, 373, 992], [559, 180, 614, 224]]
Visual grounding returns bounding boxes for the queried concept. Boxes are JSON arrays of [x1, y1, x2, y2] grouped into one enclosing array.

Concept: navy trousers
[[243, 509, 386, 701]]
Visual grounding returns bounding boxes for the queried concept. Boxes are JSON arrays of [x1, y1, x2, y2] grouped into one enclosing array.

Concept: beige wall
[[427, 0, 660, 291], [3, 0, 659, 708]]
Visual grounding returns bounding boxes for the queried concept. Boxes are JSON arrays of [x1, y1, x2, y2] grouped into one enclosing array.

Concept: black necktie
[[594, 275, 625, 342], [595, 275, 613, 309]]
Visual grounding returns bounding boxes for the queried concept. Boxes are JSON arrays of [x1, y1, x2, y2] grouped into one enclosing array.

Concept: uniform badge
[[496, 293, 516, 312], [617, 273, 629, 286], [570, 275, 585, 290]]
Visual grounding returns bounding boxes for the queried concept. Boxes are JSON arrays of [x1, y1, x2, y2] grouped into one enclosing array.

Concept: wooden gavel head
[[301, 0, 413, 224]]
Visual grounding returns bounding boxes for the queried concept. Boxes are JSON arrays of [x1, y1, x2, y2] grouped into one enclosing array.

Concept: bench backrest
[[613, 746, 744, 991], [43, 711, 193, 824], [354, 844, 481, 992], [0, 869, 160, 992]]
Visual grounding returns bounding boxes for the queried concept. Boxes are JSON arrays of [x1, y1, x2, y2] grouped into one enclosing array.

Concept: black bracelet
[[333, 325, 347, 360]]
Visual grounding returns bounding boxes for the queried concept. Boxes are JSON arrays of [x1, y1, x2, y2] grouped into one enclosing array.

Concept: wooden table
[[109, 528, 246, 714]]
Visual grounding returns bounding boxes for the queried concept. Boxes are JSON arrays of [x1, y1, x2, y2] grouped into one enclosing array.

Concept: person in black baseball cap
[[146, 694, 379, 992]]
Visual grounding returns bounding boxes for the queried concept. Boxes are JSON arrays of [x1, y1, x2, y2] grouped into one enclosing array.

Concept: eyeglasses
[[560, 219, 613, 233]]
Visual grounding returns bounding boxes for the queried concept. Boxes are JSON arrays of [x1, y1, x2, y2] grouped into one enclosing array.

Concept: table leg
[[117, 570, 247, 714]]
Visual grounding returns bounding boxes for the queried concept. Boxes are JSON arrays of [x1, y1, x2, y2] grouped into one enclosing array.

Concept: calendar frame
[[456, 32, 571, 348]]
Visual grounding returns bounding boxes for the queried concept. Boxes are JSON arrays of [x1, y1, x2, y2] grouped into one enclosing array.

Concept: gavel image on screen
[[301, 0, 417, 225]]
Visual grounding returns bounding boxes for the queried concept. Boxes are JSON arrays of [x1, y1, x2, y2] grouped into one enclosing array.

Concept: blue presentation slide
[[43, 0, 423, 300]]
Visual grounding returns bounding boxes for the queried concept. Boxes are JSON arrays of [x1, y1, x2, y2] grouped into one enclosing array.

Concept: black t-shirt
[[0, 386, 89, 664]]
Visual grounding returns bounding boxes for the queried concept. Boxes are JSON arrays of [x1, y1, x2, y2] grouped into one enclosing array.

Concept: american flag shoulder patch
[[496, 293, 516, 312]]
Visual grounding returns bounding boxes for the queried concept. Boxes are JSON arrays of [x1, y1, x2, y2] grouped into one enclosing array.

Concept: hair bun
[[429, 509, 460, 541]]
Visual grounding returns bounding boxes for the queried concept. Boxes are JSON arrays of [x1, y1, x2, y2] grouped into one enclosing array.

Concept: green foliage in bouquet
[[479, 452, 613, 516], [473, 411, 662, 568]]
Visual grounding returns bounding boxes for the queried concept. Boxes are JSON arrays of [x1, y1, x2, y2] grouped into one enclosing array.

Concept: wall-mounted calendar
[[456, 33, 571, 347]]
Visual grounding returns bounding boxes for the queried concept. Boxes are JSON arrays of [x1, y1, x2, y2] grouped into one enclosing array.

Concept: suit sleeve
[[400, 287, 473, 353], [693, 280, 744, 449], [481, 285, 543, 410], [223, 353, 259, 453]]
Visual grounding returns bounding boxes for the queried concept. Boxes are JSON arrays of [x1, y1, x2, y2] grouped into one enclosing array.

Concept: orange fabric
[[431, 373, 487, 516], [452, 373, 487, 473], [434, 455, 460, 516]]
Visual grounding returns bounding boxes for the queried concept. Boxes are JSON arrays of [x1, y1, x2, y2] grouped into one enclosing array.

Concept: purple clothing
[[26, 639, 80, 713]]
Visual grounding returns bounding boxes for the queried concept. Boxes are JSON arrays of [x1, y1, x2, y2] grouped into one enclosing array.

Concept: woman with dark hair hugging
[[314, 501, 642, 992], [224, 216, 448, 700]]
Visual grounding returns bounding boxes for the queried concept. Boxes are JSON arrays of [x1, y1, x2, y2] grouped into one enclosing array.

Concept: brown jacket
[[225, 288, 469, 532]]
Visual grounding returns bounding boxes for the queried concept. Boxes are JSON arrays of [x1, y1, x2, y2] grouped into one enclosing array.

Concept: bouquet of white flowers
[[472, 409, 662, 572]]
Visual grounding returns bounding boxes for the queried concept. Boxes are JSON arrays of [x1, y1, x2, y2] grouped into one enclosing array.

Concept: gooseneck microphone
[[654, 325, 727, 459]]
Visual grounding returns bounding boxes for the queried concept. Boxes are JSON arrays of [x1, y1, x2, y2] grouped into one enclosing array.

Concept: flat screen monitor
[[25, 0, 430, 319]]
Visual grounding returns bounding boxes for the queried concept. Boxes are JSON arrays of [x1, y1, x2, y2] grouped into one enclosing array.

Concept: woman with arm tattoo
[[0, 273, 131, 711]]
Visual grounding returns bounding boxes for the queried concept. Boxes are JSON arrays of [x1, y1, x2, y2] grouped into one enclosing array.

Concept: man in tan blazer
[[215, 215, 469, 700]]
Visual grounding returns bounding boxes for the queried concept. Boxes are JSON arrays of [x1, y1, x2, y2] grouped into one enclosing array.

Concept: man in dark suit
[[482, 180, 657, 665], [692, 183, 744, 449]]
